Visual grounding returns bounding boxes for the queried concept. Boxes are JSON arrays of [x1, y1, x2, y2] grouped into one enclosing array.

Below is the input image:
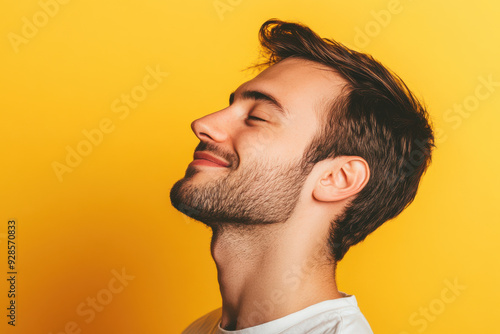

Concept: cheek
[[233, 127, 280, 159], [283, 136, 308, 158], [288, 119, 318, 154]]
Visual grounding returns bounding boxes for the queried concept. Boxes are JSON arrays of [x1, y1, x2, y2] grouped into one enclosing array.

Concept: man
[[170, 18, 434, 333]]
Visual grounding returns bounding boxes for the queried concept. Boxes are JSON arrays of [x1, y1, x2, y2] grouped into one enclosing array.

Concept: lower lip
[[189, 159, 228, 168]]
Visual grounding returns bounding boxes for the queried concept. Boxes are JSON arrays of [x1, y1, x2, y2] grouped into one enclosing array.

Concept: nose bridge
[[191, 108, 231, 143]]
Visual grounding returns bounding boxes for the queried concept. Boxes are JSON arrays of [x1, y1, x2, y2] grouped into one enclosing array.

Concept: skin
[[170, 57, 370, 330]]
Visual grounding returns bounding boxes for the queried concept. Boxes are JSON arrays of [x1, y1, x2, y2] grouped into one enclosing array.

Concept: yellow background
[[1, 0, 499, 333]]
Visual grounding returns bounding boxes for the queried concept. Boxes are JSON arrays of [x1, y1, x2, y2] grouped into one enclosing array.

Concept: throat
[[210, 223, 339, 330]]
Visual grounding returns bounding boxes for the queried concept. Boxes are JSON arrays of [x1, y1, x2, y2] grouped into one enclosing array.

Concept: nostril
[[198, 131, 214, 141]]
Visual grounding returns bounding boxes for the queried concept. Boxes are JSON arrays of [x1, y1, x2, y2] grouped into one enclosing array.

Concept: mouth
[[189, 151, 230, 168]]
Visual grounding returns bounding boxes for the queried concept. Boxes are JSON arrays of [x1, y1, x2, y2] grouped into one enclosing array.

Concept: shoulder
[[181, 307, 222, 334], [326, 301, 373, 334], [282, 293, 373, 334]]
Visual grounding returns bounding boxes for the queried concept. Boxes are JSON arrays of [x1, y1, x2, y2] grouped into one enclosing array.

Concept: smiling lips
[[190, 151, 230, 168]]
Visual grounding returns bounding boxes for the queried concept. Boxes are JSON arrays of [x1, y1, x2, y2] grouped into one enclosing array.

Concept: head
[[170, 19, 434, 262]]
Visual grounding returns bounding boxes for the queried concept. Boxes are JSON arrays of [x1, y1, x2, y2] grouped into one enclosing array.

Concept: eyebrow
[[229, 90, 289, 117]]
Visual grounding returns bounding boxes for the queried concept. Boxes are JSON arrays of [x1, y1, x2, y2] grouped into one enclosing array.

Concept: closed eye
[[247, 116, 266, 122]]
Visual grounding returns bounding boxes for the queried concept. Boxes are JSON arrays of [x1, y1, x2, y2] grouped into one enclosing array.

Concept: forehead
[[236, 57, 346, 120]]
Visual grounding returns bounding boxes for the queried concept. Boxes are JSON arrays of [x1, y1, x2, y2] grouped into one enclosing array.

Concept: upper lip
[[193, 151, 230, 167]]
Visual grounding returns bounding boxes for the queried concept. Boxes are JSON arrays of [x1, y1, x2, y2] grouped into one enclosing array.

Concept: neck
[[209, 220, 342, 331]]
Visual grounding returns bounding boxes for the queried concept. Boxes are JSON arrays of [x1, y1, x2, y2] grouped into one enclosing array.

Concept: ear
[[312, 156, 370, 202]]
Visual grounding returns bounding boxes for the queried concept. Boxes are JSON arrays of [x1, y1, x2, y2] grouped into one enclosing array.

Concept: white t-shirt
[[181, 291, 373, 334]]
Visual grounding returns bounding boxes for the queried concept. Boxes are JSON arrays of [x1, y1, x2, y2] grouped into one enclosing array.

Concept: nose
[[190, 110, 229, 143]]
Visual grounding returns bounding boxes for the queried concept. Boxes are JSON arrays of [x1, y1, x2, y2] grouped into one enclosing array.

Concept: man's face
[[170, 57, 345, 228]]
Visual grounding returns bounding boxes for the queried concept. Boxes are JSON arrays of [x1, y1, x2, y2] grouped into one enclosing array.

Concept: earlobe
[[313, 156, 370, 203]]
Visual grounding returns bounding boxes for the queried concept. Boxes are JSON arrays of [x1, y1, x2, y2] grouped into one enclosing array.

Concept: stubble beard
[[169, 152, 313, 231]]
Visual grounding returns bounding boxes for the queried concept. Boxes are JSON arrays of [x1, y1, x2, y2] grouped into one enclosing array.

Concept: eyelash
[[247, 116, 266, 122]]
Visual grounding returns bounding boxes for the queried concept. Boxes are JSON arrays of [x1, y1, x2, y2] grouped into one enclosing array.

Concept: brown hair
[[251, 19, 435, 262]]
